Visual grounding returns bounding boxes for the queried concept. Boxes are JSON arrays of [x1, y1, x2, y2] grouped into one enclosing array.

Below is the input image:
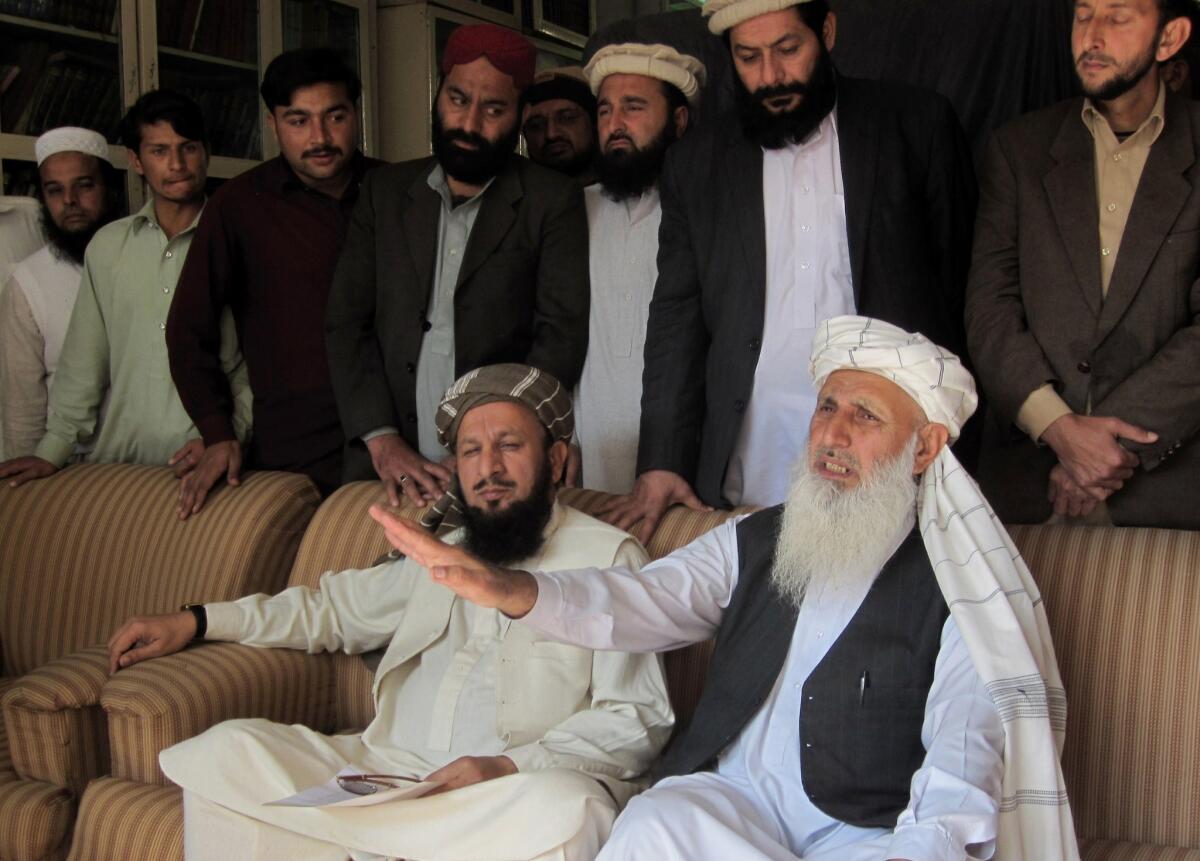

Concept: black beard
[[39, 203, 109, 265], [432, 106, 520, 187], [460, 459, 554, 566], [735, 46, 838, 150], [595, 122, 677, 202], [1078, 44, 1158, 102]]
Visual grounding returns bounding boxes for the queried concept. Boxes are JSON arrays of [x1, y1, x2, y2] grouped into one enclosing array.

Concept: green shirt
[[36, 198, 251, 468]]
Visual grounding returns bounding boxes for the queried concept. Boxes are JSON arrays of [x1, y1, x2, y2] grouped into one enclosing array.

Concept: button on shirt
[[35, 199, 250, 467], [412, 166, 492, 460], [575, 185, 662, 494], [724, 112, 857, 506]]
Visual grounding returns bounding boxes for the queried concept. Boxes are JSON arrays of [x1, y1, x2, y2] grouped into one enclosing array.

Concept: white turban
[[810, 313, 1079, 861], [35, 127, 111, 167], [809, 315, 978, 442], [701, 0, 813, 35], [583, 43, 707, 107]]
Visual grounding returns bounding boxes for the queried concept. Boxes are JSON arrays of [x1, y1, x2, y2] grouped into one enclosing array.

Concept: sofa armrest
[[1, 645, 110, 793], [102, 642, 336, 785]]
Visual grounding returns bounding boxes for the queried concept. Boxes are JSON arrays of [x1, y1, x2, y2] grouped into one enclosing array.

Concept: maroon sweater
[[167, 154, 383, 492]]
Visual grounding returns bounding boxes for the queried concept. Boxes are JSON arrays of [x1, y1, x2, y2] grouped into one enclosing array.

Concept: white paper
[[265, 767, 441, 808]]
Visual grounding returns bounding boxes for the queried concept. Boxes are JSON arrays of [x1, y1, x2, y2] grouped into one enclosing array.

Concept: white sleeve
[[885, 615, 1006, 861], [203, 559, 418, 654], [522, 517, 745, 652]]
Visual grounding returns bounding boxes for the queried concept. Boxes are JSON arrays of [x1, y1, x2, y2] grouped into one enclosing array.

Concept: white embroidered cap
[[583, 43, 707, 106], [35, 126, 112, 167], [702, 0, 814, 34]]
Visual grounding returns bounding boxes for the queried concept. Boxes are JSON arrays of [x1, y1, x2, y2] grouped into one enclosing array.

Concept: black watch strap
[[180, 603, 207, 640]]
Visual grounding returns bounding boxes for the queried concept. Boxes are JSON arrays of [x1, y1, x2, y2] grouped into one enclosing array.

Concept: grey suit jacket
[[966, 93, 1200, 529], [637, 76, 977, 506], [326, 155, 590, 479]]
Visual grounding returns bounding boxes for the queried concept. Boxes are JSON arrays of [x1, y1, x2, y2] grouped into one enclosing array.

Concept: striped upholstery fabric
[[0, 464, 320, 676], [103, 643, 335, 787], [0, 775, 72, 861], [0, 464, 319, 861], [1009, 525, 1200, 852], [67, 778, 181, 861], [3, 648, 110, 792], [1079, 839, 1200, 861]]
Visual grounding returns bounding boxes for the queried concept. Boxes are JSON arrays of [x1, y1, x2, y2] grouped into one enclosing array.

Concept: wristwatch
[[180, 603, 207, 640]]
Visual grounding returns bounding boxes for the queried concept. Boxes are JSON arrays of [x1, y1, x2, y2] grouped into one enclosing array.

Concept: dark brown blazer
[[325, 155, 590, 480], [966, 93, 1200, 529]]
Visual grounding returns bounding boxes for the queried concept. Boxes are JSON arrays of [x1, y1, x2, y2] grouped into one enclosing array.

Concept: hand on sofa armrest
[[101, 642, 336, 785], [2, 645, 112, 792]]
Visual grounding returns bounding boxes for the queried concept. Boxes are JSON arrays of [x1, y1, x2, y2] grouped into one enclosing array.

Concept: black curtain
[[586, 1, 1080, 166]]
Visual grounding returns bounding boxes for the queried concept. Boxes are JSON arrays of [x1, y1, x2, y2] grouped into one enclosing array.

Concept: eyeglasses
[[336, 773, 420, 796]]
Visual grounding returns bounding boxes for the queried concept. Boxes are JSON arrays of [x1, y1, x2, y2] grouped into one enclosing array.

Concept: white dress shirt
[[525, 514, 1004, 860], [575, 185, 662, 494], [724, 112, 857, 506]]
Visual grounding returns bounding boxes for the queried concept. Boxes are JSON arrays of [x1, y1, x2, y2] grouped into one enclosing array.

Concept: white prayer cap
[[809, 315, 978, 441], [702, 0, 814, 35], [584, 43, 707, 106], [35, 127, 111, 167]]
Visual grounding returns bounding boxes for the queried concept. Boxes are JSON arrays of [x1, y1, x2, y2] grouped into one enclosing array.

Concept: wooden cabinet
[[0, 0, 376, 206]]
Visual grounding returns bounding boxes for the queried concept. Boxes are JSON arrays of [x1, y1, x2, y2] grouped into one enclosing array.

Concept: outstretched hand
[[368, 506, 539, 618]]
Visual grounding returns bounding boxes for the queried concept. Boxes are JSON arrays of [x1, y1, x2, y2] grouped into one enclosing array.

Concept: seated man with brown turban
[[106, 363, 672, 861], [374, 318, 1079, 861]]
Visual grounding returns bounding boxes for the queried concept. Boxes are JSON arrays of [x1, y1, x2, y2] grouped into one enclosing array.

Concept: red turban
[[441, 24, 536, 91]]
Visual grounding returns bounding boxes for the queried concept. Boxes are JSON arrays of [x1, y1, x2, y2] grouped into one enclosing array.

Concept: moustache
[[751, 81, 809, 104], [471, 477, 518, 493], [302, 146, 343, 159], [812, 448, 860, 469], [443, 128, 490, 149], [1076, 50, 1115, 67]]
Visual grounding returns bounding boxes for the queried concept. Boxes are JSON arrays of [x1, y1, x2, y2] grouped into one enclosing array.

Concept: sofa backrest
[[1008, 524, 1200, 850], [0, 464, 320, 677]]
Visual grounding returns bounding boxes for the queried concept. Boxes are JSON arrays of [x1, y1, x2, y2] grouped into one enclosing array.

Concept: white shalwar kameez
[[575, 185, 661, 494], [723, 111, 857, 507], [160, 503, 673, 861], [523, 514, 1006, 861]]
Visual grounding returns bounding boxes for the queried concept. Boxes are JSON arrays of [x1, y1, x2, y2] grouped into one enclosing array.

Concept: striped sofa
[[12, 477, 1199, 859], [0, 464, 321, 861]]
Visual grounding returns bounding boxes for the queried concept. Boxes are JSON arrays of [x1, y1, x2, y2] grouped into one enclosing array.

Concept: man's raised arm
[[369, 505, 737, 652]]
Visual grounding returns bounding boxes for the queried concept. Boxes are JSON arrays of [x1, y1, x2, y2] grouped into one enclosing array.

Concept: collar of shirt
[[1081, 81, 1166, 150], [130, 195, 205, 237], [270, 151, 371, 201], [427, 163, 495, 212]]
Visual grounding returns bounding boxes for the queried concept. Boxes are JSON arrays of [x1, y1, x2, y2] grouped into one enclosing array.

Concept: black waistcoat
[[653, 506, 948, 828]]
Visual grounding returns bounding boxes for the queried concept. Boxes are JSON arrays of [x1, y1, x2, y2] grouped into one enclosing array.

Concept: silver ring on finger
[[398, 474, 409, 485]]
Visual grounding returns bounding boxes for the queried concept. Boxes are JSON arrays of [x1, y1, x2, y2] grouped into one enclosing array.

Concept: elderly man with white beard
[[371, 315, 1079, 861]]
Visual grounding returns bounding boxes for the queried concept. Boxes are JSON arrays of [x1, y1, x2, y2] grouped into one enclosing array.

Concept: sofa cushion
[[0, 773, 72, 861], [67, 777, 182, 861], [0, 464, 320, 678], [1009, 525, 1200, 850], [1079, 839, 1200, 861], [2, 648, 110, 793]]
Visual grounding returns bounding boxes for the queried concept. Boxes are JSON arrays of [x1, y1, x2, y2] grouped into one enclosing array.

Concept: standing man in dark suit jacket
[[327, 24, 590, 507], [966, 0, 1198, 529], [600, 0, 977, 541]]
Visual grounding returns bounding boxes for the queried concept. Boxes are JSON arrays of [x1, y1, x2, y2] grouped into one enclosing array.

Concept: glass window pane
[[0, 2, 122, 141], [156, 0, 262, 160], [539, 0, 589, 35], [281, 0, 359, 74]]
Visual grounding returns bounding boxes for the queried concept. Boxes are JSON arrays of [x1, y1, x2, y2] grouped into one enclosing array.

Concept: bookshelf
[[0, 0, 377, 207]]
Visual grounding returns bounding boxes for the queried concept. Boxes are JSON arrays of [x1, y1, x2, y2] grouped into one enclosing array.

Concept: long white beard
[[770, 436, 920, 609]]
